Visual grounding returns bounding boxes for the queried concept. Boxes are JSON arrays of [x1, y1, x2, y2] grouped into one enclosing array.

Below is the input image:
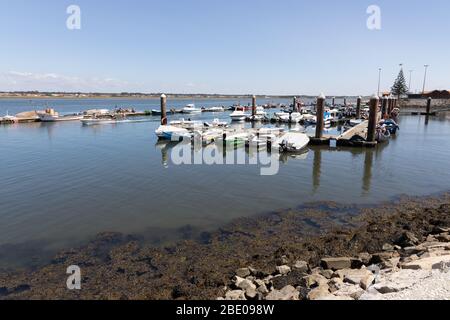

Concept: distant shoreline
[[0, 94, 358, 100]]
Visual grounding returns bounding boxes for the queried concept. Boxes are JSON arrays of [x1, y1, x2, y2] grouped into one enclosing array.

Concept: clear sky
[[0, 0, 448, 95]]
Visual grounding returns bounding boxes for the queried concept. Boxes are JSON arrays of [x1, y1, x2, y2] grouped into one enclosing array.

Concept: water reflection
[[362, 149, 374, 195], [312, 148, 322, 194]]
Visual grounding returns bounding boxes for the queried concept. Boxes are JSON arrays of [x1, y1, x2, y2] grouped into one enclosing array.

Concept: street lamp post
[[377, 68, 382, 97], [422, 65, 429, 94]]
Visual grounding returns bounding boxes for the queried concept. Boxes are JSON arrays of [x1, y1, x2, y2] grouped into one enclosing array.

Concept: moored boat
[[38, 109, 83, 122], [155, 125, 190, 140], [1, 111, 18, 123], [276, 132, 310, 152], [230, 107, 248, 122], [182, 104, 202, 114]]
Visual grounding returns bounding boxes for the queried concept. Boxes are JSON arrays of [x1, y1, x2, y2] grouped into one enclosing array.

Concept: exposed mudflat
[[1, 193, 450, 300]]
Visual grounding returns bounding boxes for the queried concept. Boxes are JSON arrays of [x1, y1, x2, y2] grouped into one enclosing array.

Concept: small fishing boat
[[302, 114, 316, 125], [380, 119, 400, 135], [182, 104, 202, 114], [155, 125, 190, 140], [1, 111, 18, 123], [274, 112, 303, 123], [375, 127, 391, 143], [248, 128, 284, 148], [169, 118, 204, 130], [204, 118, 228, 127], [217, 131, 249, 145], [230, 107, 248, 122], [151, 109, 162, 116], [201, 128, 224, 145], [276, 132, 310, 153], [205, 106, 225, 113], [38, 109, 83, 122]]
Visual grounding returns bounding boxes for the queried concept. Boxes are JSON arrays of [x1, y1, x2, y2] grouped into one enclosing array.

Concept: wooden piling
[[382, 96, 388, 118], [332, 97, 335, 107], [386, 97, 391, 116], [367, 95, 379, 143], [293, 97, 297, 112], [252, 95, 257, 117], [344, 97, 347, 106], [315, 93, 326, 139], [356, 96, 362, 119], [160, 94, 167, 125], [426, 97, 432, 115]]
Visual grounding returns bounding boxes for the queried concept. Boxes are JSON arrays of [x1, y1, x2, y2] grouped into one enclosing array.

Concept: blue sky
[[0, 0, 448, 95]]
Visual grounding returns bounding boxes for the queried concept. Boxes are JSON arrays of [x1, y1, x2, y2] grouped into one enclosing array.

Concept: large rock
[[319, 269, 334, 279], [276, 265, 291, 275], [436, 234, 450, 242], [235, 276, 257, 291], [333, 283, 365, 300], [293, 260, 309, 273], [307, 285, 330, 300], [266, 285, 299, 301], [358, 252, 372, 266], [395, 231, 420, 247], [271, 270, 307, 290], [372, 269, 431, 294], [235, 267, 251, 278], [256, 282, 269, 295], [402, 255, 450, 270], [321, 257, 352, 270], [302, 274, 329, 289], [225, 290, 246, 300], [370, 251, 400, 267], [334, 268, 375, 290], [245, 287, 257, 299]]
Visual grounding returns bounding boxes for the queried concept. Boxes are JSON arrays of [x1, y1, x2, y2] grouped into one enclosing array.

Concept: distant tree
[[391, 68, 409, 98]]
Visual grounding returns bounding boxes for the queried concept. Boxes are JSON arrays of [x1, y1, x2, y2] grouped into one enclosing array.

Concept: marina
[[1, 96, 449, 270]]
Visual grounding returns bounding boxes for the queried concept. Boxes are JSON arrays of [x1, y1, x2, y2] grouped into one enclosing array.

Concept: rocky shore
[[220, 227, 450, 300], [1, 193, 450, 300]]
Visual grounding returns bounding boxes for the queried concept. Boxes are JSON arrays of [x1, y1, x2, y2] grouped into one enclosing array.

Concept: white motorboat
[[206, 106, 225, 112], [302, 114, 316, 124], [217, 131, 249, 145], [182, 104, 202, 114], [274, 112, 303, 123], [275, 132, 310, 152], [155, 125, 190, 140], [1, 111, 18, 123], [230, 107, 248, 122], [201, 128, 224, 145], [255, 106, 267, 116], [376, 126, 391, 143], [169, 118, 204, 130], [204, 118, 228, 127]]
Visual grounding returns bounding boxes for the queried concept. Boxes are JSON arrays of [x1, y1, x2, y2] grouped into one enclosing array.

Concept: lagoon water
[[1, 98, 450, 268]]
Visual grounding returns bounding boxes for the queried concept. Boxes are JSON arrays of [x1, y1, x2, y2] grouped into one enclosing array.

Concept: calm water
[[1, 98, 450, 268]]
